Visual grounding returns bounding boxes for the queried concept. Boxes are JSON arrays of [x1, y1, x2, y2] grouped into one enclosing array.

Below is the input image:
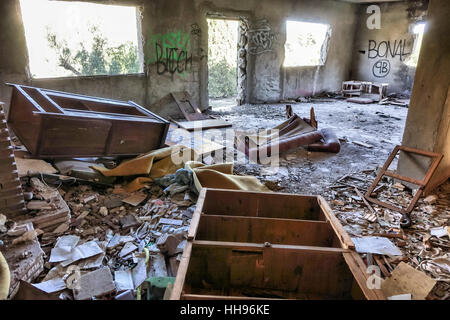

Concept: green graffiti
[[146, 30, 192, 76]]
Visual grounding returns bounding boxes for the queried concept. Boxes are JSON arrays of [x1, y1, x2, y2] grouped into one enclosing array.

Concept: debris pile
[[325, 170, 450, 299], [1, 163, 196, 300]]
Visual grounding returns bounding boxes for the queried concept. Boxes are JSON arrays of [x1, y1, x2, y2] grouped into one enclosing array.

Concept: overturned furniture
[[365, 145, 443, 228], [171, 188, 385, 300], [6, 84, 169, 158], [235, 111, 340, 163]]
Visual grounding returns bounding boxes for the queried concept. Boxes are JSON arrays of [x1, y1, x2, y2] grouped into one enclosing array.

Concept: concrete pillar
[[397, 0, 450, 193]]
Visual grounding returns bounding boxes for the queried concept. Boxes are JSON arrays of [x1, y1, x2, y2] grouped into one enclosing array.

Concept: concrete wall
[[397, 0, 450, 193], [0, 0, 359, 114], [351, 1, 428, 94], [194, 0, 358, 102]]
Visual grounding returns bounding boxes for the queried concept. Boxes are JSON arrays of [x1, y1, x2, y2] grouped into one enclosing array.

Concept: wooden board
[[196, 215, 339, 247], [381, 262, 436, 300], [176, 119, 232, 131]]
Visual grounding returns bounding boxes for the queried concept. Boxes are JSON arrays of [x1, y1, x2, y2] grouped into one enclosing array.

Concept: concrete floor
[[207, 98, 409, 195]]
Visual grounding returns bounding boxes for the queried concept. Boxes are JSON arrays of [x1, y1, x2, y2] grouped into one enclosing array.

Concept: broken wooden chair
[[364, 145, 443, 228]]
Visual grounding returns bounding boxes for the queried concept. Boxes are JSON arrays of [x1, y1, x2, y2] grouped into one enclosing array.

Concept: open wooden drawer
[[171, 188, 385, 300]]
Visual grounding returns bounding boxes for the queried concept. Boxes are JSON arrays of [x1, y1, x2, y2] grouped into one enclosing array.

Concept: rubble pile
[[324, 170, 450, 299], [0, 163, 197, 300]]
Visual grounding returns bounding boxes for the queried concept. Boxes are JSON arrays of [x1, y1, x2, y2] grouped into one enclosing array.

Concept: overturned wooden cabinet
[[6, 84, 169, 158], [171, 189, 385, 300]]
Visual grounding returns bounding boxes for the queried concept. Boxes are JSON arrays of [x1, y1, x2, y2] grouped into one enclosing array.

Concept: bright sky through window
[[20, 0, 141, 78], [405, 22, 425, 67], [284, 21, 330, 67]]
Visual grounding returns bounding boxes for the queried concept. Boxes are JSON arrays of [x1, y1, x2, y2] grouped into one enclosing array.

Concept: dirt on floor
[[208, 98, 409, 196]]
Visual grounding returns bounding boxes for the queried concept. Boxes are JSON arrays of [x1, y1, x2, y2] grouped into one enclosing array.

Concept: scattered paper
[[115, 270, 134, 291], [61, 241, 104, 267], [388, 293, 412, 300], [352, 236, 403, 256], [159, 218, 183, 226], [131, 258, 148, 289], [33, 278, 66, 293], [49, 235, 80, 263], [430, 227, 448, 238]]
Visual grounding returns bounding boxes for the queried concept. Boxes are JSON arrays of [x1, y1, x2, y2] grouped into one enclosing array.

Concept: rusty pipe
[[245, 130, 324, 161], [307, 128, 341, 153]]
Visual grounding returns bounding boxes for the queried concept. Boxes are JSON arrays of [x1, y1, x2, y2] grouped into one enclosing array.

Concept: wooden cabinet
[[6, 84, 169, 158], [171, 188, 385, 300]]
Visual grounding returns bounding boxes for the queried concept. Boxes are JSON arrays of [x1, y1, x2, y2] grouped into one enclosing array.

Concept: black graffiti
[[368, 39, 412, 61], [372, 59, 391, 78], [155, 43, 192, 76]]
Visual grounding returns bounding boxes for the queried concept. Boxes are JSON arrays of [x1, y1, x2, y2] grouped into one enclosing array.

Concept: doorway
[[207, 18, 240, 110]]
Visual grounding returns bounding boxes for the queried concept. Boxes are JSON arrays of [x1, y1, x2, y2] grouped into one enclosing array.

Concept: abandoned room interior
[[0, 0, 448, 303]]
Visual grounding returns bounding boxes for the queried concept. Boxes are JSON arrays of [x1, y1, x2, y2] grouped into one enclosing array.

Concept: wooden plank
[[184, 245, 354, 299], [192, 240, 349, 253], [196, 214, 338, 247], [383, 170, 425, 186], [176, 119, 232, 131], [201, 189, 321, 220], [317, 196, 355, 249], [170, 241, 193, 300], [187, 188, 206, 241], [342, 251, 386, 300]]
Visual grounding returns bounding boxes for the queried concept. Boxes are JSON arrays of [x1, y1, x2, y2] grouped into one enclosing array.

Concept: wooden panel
[[38, 116, 111, 157], [201, 189, 323, 220], [176, 119, 232, 131], [107, 121, 166, 155], [196, 215, 338, 247], [183, 245, 355, 299], [7, 86, 42, 154]]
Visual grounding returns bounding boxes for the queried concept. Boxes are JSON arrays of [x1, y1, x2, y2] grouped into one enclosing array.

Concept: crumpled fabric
[[185, 161, 270, 193], [91, 145, 196, 178], [92, 145, 268, 193]]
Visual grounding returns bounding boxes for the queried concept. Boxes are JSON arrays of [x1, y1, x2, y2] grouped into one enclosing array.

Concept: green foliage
[[46, 25, 139, 76], [208, 59, 237, 98], [207, 19, 238, 98]]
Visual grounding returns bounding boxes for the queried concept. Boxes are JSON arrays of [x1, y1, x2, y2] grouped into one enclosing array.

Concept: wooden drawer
[[6, 83, 169, 158], [171, 188, 385, 300]]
